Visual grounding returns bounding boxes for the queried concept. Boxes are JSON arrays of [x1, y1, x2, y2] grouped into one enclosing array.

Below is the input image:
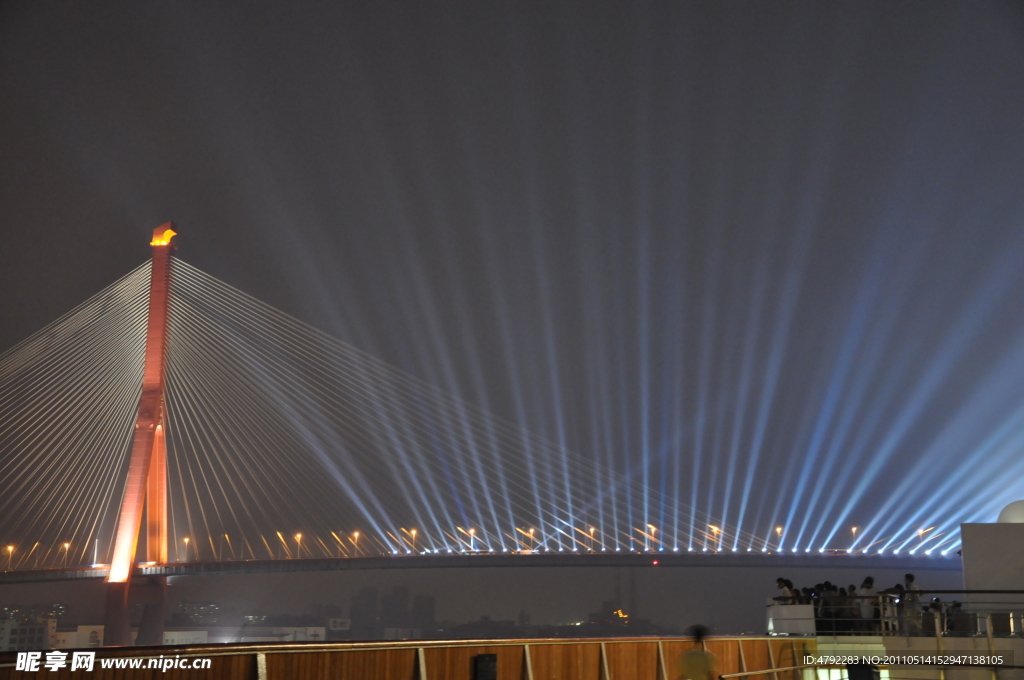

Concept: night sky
[[3, 1, 1024, 561]]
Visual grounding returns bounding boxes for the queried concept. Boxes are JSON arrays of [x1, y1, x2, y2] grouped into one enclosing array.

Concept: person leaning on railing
[[842, 586, 861, 632], [859, 578, 877, 632], [904, 574, 922, 635], [819, 582, 839, 634], [776, 578, 797, 604], [879, 584, 905, 633]]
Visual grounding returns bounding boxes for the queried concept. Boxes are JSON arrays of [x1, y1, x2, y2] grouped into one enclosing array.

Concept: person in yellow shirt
[[678, 625, 716, 680]]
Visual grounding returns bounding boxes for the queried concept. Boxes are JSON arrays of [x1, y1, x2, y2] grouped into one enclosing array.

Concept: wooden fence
[[0, 636, 817, 680]]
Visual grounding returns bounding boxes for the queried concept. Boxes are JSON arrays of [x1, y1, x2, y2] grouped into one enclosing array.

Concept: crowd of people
[[772, 573, 962, 634]]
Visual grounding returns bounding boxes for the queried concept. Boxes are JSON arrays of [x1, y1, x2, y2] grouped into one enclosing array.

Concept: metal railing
[[769, 590, 1024, 638]]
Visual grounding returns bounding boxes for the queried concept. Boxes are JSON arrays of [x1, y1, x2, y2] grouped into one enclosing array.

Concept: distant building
[[350, 587, 379, 638], [217, 627, 325, 643], [381, 586, 410, 629], [51, 630, 76, 649], [411, 594, 435, 631], [52, 625, 104, 649], [179, 601, 220, 625], [588, 600, 629, 627], [0, 620, 49, 652], [41, 619, 57, 648], [328, 618, 351, 632], [453, 616, 516, 639], [1, 603, 68, 626], [158, 630, 209, 645]]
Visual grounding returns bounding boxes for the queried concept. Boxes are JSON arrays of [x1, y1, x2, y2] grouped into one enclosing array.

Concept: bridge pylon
[[103, 224, 176, 646]]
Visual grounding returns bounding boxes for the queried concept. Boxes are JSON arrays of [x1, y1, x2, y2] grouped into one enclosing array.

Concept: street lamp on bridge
[[183, 537, 190, 562], [5, 545, 12, 571], [294, 533, 303, 558], [62, 542, 70, 568]]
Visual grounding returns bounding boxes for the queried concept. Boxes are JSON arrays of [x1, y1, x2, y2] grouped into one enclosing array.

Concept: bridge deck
[[0, 551, 957, 584]]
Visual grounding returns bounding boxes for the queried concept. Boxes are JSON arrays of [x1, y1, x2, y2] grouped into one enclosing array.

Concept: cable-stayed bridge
[[0, 226, 954, 644]]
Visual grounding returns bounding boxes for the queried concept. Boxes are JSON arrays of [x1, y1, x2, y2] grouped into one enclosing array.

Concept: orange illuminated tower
[[103, 224, 176, 646]]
